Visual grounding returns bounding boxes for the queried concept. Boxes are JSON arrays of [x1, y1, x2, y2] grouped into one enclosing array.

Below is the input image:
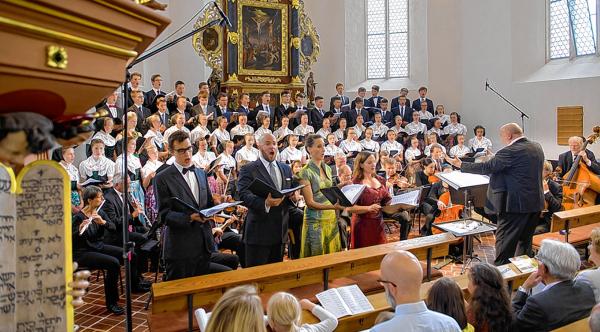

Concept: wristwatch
[[518, 286, 530, 295]]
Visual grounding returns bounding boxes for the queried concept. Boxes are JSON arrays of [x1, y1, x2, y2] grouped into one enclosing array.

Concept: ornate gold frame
[[237, 0, 289, 77], [298, 0, 320, 79], [192, 8, 224, 71]]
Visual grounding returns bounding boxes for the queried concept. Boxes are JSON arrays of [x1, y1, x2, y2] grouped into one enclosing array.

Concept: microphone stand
[[485, 80, 530, 132], [119, 14, 227, 332]]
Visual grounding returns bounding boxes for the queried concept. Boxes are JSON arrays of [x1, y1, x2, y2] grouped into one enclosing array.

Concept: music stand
[[435, 171, 490, 273]]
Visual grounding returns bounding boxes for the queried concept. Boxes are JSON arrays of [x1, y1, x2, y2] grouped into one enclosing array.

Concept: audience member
[[467, 263, 513, 332], [426, 277, 473, 331], [205, 285, 267, 332], [267, 292, 338, 332]]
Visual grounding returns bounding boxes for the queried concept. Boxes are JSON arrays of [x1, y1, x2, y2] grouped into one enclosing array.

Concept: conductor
[[446, 123, 544, 265]]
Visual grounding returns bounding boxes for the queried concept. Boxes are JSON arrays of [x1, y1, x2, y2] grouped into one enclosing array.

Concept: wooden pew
[[150, 233, 459, 331], [551, 317, 590, 332], [301, 262, 533, 331], [550, 205, 600, 232], [533, 222, 600, 250]]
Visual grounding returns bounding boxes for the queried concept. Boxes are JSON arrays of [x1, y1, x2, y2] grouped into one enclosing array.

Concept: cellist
[[557, 136, 600, 177], [421, 165, 454, 236]]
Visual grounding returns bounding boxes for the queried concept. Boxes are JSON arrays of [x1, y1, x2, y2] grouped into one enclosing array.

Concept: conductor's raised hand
[[445, 155, 462, 168], [265, 192, 285, 208]]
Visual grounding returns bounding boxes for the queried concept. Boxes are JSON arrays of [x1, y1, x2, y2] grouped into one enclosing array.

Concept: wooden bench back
[[152, 233, 459, 314], [551, 205, 600, 232], [551, 316, 590, 332]]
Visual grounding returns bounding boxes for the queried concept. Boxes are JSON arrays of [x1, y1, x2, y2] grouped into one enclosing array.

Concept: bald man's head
[[499, 122, 523, 145], [380, 250, 423, 306]]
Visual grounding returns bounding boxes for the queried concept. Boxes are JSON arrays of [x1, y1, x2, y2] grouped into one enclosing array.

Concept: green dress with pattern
[[295, 160, 341, 258]]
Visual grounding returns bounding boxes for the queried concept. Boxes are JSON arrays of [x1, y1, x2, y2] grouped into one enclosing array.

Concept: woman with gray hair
[[512, 239, 595, 331], [576, 228, 600, 302]]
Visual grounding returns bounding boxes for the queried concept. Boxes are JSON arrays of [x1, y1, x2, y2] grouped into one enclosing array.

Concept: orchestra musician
[[382, 158, 412, 240], [535, 161, 563, 234], [557, 136, 600, 177]]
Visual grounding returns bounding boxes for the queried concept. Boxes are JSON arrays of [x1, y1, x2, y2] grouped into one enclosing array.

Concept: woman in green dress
[[295, 134, 344, 258]]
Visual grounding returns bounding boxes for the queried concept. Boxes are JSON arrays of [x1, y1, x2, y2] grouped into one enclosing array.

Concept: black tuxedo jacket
[[391, 105, 414, 123], [391, 96, 411, 111], [128, 105, 151, 134], [330, 95, 350, 111], [251, 104, 277, 130], [461, 137, 545, 214], [237, 160, 295, 246], [557, 149, 600, 177], [512, 279, 595, 331], [308, 107, 327, 131], [342, 108, 370, 127], [154, 165, 215, 260], [72, 210, 115, 255]]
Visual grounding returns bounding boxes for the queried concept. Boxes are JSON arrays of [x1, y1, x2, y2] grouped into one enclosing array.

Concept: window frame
[[546, 0, 600, 61], [365, 0, 410, 79]]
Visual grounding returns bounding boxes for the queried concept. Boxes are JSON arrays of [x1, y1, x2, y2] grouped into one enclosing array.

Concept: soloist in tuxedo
[[154, 130, 216, 280]]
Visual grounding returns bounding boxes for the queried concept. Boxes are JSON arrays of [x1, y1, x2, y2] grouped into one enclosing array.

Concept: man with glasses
[[371, 250, 460, 332], [154, 130, 217, 280], [513, 239, 594, 331]]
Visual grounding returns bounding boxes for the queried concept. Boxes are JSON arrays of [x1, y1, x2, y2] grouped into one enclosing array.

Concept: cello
[[432, 182, 464, 234], [561, 126, 600, 210]]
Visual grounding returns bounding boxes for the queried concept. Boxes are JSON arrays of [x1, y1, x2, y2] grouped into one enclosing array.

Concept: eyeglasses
[[377, 279, 397, 288], [174, 146, 193, 154]]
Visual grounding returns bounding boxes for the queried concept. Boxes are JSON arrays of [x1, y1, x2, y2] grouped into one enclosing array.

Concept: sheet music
[[199, 201, 242, 218], [341, 184, 366, 205], [337, 285, 374, 315], [436, 171, 489, 190], [390, 189, 420, 207], [316, 285, 373, 319], [80, 178, 103, 187], [280, 184, 306, 195]]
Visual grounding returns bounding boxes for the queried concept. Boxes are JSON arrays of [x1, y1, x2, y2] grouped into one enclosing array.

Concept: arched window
[[366, 0, 409, 78], [548, 0, 598, 59]]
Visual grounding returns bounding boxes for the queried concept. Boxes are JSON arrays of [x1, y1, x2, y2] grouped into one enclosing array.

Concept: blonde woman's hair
[[267, 292, 301, 332], [205, 285, 266, 332], [543, 160, 553, 173], [591, 228, 600, 255]]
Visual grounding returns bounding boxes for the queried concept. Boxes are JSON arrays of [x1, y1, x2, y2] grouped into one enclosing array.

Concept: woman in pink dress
[[346, 151, 392, 248]]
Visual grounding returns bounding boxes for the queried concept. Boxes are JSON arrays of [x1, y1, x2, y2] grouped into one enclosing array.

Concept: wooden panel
[[550, 205, 600, 232], [557, 106, 584, 145]]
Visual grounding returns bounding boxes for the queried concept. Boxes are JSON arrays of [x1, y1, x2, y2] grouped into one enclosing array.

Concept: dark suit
[[351, 98, 373, 110], [342, 108, 370, 127], [274, 104, 291, 127], [461, 137, 545, 265], [167, 95, 190, 113], [536, 179, 563, 234], [154, 164, 215, 280], [237, 159, 295, 266], [250, 104, 277, 130], [145, 89, 165, 109], [512, 279, 595, 331], [190, 104, 220, 130], [392, 104, 414, 124], [330, 95, 349, 111], [128, 105, 151, 134], [411, 97, 434, 115], [97, 104, 124, 126], [557, 149, 600, 177], [191, 95, 216, 107], [287, 105, 308, 128], [308, 107, 327, 131], [390, 97, 411, 111], [378, 109, 394, 125], [368, 96, 382, 109]]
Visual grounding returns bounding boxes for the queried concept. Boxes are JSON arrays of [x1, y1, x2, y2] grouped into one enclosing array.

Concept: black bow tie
[[182, 165, 195, 174]]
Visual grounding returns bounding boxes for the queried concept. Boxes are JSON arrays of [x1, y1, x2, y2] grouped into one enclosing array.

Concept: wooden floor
[[74, 227, 499, 332]]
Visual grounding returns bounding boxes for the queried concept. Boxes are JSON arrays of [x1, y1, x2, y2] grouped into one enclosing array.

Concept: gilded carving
[[227, 31, 239, 45], [46, 45, 68, 69], [298, 0, 320, 80], [290, 37, 301, 50], [192, 5, 224, 70], [244, 76, 282, 83]]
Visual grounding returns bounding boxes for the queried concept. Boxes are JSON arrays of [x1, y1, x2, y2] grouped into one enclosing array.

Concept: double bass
[[560, 126, 600, 210]]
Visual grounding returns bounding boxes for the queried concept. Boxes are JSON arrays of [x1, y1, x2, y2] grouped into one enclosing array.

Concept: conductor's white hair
[[537, 239, 581, 280]]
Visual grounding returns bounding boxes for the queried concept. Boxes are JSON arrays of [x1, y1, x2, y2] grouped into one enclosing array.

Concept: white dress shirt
[[173, 161, 199, 203]]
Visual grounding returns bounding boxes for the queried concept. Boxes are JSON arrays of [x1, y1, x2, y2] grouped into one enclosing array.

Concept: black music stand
[[435, 171, 490, 273]]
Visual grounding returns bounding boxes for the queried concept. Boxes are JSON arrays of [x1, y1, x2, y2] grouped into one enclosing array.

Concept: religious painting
[[202, 28, 219, 52], [238, 0, 289, 77]]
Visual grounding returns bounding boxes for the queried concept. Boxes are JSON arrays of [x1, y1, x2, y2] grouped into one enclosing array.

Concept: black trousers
[[209, 252, 239, 273], [384, 210, 411, 240], [76, 245, 122, 307], [219, 231, 245, 267], [494, 212, 539, 265], [106, 231, 151, 279], [165, 255, 211, 281], [245, 243, 284, 267], [421, 202, 439, 236], [288, 207, 304, 259]]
